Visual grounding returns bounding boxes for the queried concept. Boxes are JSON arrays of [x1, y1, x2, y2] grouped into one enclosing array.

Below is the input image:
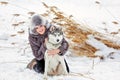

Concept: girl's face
[[36, 25, 46, 35]]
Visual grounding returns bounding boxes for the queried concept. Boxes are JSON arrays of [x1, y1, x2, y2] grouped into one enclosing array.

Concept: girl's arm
[[29, 35, 46, 60]]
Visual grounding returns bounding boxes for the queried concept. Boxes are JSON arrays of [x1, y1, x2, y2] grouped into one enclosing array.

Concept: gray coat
[[29, 15, 69, 60]]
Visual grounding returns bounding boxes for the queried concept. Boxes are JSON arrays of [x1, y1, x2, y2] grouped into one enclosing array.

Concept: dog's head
[[48, 26, 63, 44]]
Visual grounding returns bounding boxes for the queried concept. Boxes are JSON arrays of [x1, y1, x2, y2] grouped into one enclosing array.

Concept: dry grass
[[112, 21, 119, 25], [41, 2, 120, 57], [12, 23, 19, 26], [95, 37, 120, 49], [70, 43, 97, 56], [18, 21, 25, 24], [10, 34, 16, 37], [95, 1, 100, 4], [13, 14, 20, 17], [41, 2, 97, 56], [0, 1, 8, 5], [28, 12, 35, 16], [17, 30, 25, 34]]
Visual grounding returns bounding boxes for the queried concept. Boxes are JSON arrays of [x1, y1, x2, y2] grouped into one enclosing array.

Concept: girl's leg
[[33, 59, 45, 74]]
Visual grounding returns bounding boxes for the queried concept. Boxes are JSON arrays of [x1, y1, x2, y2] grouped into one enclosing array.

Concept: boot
[[27, 58, 37, 70]]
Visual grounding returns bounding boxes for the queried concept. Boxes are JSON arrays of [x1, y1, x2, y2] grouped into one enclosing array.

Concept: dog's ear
[[58, 27, 63, 35], [50, 26, 55, 32]]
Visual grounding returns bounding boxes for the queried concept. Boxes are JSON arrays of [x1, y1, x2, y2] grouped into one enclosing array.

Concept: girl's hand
[[44, 38, 48, 46], [45, 38, 48, 43], [47, 49, 60, 56]]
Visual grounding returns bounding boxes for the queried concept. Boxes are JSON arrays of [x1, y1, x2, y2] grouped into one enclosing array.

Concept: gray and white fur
[[44, 26, 68, 80]]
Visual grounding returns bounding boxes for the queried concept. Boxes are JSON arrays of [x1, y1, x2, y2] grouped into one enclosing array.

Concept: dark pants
[[33, 59, 70, 74]]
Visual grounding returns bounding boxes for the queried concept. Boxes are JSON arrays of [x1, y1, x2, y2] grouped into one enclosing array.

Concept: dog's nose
[[57, 39, 59, 42]]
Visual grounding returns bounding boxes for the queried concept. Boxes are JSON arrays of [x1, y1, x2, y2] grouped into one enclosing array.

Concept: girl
[[27, 15, 69, 74]]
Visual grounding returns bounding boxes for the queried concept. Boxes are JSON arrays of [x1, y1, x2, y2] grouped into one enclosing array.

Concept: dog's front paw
[[43, 75, 48, 80], [63, 71, 68, 76], [43, 77, 48, 80], [65, 73, 68, 76]]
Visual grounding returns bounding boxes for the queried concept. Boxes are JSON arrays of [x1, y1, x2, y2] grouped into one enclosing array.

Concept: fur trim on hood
[[29, 14, 51, 35]]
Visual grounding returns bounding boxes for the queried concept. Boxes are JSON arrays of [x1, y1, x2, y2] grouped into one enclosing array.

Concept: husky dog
[[44, 26, 68, 80]]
